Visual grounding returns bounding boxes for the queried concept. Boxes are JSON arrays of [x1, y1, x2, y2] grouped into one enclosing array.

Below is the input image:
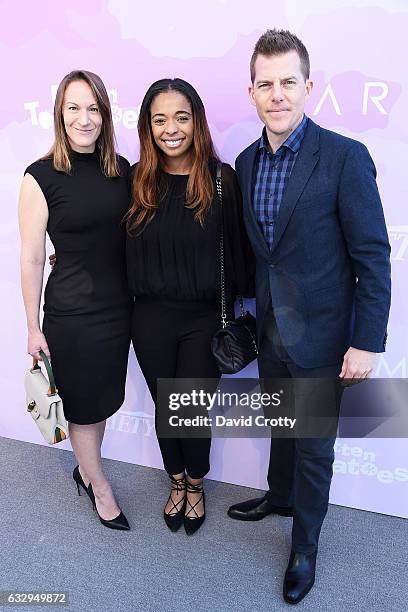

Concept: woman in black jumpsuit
[[20, 71, 131, 530], [126, 79, 254, 534]]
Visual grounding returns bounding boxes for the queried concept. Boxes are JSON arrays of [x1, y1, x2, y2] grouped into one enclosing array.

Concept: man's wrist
[[349, 346, 376, 355]]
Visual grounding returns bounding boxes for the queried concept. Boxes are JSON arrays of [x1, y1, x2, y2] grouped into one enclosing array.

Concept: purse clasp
[[27, 400, 36, 412]]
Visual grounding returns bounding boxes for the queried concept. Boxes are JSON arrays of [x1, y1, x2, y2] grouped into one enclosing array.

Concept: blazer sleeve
[[221, 163, 255, 301], [234, 153, 245, 193], [337, 141, 391, 352]]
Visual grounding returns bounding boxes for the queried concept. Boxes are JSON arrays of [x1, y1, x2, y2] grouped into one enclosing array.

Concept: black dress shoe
[[283, 551, 317, 604], [163, 474, 186, 533], [88, 484, 130, 531], [72, 465, 95, 505], [184, 480, 206, 535], [227, 495, 293, 521]]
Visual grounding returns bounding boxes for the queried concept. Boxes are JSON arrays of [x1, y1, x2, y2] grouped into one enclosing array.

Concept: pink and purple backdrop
[[1, 1, 407, 518]]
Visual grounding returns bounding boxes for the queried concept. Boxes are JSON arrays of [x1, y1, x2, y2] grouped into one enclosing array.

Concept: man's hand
[[339, 347, 376, 386]]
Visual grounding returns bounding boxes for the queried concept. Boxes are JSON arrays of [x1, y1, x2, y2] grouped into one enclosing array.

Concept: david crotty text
[[168, 415, 297, 429]]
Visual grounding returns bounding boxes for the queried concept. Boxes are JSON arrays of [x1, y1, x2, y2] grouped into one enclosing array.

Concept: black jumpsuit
[[127, 162, 254, 478]]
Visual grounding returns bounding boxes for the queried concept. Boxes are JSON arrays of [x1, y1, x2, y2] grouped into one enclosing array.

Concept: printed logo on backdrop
[[307, 72, 401, 130], [24, 73, 399, 131], [24, 86, 140, 130], [388, 225, 408, 262], [312, 81, 389, 116], [334, 441, 408, 485], [374, 354, 407, 378], [106, 409, 155, 437]]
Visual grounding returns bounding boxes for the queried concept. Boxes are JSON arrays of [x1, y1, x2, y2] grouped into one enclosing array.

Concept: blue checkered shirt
[[253, 114, 308, 249]]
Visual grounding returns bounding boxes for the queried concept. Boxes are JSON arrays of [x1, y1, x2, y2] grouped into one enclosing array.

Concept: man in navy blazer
[[228, 30, 391, 604]]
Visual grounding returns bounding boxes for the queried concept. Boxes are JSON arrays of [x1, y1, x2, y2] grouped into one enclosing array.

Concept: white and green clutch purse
[[24, 350, 69, 444]]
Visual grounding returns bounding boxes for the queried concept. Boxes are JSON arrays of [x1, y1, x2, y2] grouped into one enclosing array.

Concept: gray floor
[[0, 436, 406, 612]]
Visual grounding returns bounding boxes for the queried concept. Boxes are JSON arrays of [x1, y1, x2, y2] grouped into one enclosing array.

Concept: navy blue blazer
[[235, 118, 391, 368]]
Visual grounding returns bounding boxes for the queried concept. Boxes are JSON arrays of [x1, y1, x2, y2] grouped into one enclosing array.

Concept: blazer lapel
[[242, 141, 270, 255], [270, 120, 320, 255]]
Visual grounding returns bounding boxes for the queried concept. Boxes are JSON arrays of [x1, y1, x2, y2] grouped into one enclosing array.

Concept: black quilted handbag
[[211, 163, 258, 374]]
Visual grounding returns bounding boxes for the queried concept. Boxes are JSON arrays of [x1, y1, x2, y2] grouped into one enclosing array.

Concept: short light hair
[[250, 29, 310, 82]]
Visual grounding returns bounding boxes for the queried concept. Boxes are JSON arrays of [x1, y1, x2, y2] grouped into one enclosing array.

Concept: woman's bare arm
[[18, 173, 50, 359]]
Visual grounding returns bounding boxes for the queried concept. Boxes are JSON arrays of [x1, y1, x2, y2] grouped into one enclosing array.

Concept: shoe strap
[[186, 481, 203, 493], [169, 475, 186, 493], [166, 475, 186, 515], [185, 481, 204, 518]]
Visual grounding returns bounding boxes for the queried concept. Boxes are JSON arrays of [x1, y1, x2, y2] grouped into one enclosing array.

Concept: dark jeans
[[131, 297, 220, 479], [258, 302, 344, 554]]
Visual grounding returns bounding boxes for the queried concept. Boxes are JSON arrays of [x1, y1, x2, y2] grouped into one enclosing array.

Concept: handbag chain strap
[[215, 162, 245, 328]]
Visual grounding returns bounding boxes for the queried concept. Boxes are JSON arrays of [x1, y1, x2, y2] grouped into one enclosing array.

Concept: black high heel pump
[[88, 483, 130, 531], [72, 465, 95, 504], [73, 465, 130, 531]]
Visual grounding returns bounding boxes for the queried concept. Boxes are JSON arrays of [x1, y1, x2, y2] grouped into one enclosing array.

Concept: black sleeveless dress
[[24, 151, 132, 424]]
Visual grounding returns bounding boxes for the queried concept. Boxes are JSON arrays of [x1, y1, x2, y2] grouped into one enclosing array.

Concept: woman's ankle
[[170, 471, 185, 481], [91, 479, 113, 498], [78, 465, 89, 485], [185, 476, 205, 517], [165, 472, 186, 515], [186, 474, 203, 486]]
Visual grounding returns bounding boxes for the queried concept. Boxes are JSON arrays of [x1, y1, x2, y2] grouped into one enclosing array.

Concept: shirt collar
[[259, 114, 308, 154]]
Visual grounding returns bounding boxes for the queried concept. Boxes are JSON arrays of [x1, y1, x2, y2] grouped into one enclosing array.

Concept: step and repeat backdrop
[[1, 1, 407, 518]]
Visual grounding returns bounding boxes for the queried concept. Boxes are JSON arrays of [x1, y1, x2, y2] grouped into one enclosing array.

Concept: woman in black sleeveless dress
[[126, 79, 254, 534], [19, 71, 131, 530]]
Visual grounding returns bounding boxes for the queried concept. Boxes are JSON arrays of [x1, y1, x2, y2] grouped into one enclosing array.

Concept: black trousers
[[131, 297, 220, 479], [258, 302, 344, 554]]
